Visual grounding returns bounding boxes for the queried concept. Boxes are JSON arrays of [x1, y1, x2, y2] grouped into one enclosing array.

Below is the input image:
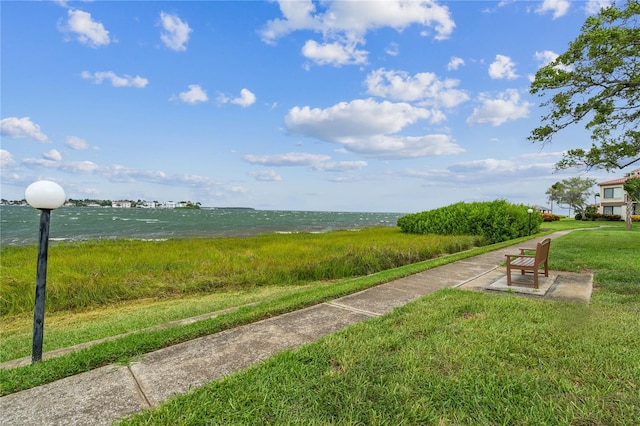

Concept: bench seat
[[505, 238, 551, 289]]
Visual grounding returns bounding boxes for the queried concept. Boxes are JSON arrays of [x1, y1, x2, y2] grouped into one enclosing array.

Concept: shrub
[[397, 200, 542, 244], [632, 215, 640, 222], [592, 213, 622, 221], [584, 205, 598, 220], [541, 213, 560, 222]]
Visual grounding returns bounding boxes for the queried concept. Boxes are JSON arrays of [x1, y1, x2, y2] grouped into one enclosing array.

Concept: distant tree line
[[1, 198, 201, 208]]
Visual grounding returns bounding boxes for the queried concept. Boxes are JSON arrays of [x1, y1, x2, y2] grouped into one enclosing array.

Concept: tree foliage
[[529, 0, 640, 171], [624, 177, 640, 202], [545, 177, 597, 219], [623, 176, 640, 229]]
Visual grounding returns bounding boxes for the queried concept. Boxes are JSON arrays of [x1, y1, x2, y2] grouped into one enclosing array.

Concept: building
[[597, 168, 640, 220], [112, 200, 133, 208]]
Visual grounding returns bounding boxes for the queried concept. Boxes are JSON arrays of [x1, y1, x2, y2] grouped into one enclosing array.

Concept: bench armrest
[[505, 254, 535, 260], [518, 247, 536, 254]]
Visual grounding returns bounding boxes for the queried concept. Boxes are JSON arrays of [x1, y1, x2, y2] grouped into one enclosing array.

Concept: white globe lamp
[[25, 180, 66, 210], [24, 180, 66, 363]]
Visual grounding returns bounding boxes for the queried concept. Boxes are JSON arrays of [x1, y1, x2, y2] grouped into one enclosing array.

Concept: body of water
[[0, 206, 406, 246]]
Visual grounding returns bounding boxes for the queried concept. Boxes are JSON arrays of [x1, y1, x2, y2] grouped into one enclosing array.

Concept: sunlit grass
[[2, 220, 638, 420], [123, 290, 640, 425], [0, 231, 521, 395], [120, 226, 640, 425], [0, 227, 483, 316], [0, 284, 319, 362]]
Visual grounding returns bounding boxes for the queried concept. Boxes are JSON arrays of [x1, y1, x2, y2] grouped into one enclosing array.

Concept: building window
[[603, 187, 623, 199], [603, 206, 622, 215]]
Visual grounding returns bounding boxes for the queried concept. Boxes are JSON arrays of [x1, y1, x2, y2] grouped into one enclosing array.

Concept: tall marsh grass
[[0, 228, 484, 316]]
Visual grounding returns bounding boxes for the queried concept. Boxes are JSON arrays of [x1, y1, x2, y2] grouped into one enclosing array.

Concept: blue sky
[[1, 0, 630, 213]]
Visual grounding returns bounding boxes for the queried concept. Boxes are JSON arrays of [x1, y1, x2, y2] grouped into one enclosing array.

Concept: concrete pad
[[458, 267, 593, 304], [547, 272, 593, 303], [0, 365, 146, 426], [486, 273, 556, 296], [130, 304, 370, 405]]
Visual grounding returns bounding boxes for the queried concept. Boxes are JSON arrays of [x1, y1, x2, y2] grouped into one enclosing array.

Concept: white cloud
[[260, 0, 321, 43], [231, 89, 257, 107], [585, 0, 612, 14], [0, 117, 49, 142], [244, 153, 369, 173], [343, 134, 464, 159], [65, 136, 98, 150], [81, 71, 148, 88], [536, 0, 571, 19], [60, 9, 110, 47], [0, 149, 15, 168], [260, 0, 455, 66], [244, 152, 331, 167], [159, 12, 192, 51], [466, 89, 531, 126], [17, 153, 244, 198], [450, 158, 521, 173], [533, 50, 573, 74], [22, 157, 58, 169], [447, 57, 465, 71], [312, 160, 368, 172], [286, 98, 446, 138], [534, 50, 559, 67], [23, 155, 101, 173], [400, 157, 562, 187], [285, 99, 463, 159], [105, 164, 165, 183], [44, 149, 63, 161], [63, 161, 101, 173], [302, 40, 368, 66], [385, 42, 399, 57], [488, 54, 518, 80], [365, 68, 469, 108], [176, 84, 208, 104], [446, 158, 558, 183], [286, 99, 431, 140], [249, 169, 282, 181], [262, 0, 455, 42]]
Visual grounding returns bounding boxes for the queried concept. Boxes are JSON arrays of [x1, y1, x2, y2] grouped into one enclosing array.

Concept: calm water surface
[[0, 206, 406, 246]]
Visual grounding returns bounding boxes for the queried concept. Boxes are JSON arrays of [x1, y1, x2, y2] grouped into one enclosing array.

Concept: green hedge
[[397, 200, 542, 244]]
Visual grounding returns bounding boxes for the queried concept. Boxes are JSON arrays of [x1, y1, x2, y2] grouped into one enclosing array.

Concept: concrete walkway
[[0, 232, 593, 426]]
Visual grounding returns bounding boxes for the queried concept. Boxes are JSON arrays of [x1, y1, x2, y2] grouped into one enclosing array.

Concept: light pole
[[527, 208, 533, 236], [25, 180, 66, 363]]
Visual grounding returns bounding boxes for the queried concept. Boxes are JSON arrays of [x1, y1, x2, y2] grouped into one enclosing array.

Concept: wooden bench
[[505, 238, 551, 289]]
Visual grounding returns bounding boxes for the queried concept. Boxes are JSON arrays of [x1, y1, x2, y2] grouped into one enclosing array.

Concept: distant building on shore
[[112, 200, 133, 208], [1, 198, 200, 209]]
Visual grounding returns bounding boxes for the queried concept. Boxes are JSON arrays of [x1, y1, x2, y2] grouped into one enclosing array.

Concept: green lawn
[[0, 228, 513, 394], [2, 221, 638, 425], [119, 225, 639, 425]]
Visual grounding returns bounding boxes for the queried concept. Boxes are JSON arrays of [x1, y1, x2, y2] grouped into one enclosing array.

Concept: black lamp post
[[527, 208, 533, 236], [25, 180, 66, 363]]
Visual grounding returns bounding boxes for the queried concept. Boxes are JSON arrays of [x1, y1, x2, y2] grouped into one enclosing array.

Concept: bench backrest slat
[[535, 238, 551, 263]]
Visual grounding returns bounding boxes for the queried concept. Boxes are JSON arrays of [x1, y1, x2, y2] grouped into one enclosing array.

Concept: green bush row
[[397, 200, 542, 244], [575, 213, 627, 221]]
